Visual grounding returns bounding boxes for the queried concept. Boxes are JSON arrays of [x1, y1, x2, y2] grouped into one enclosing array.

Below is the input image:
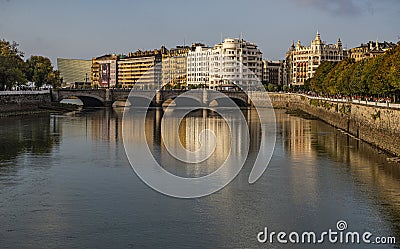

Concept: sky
[[0, 0, 399, 67]]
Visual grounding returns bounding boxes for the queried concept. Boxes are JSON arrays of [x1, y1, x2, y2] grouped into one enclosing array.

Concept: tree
[[309, 43, 400, 100], [282, 85, 289, 92], [47, 70, 62, 88], [267, 83, 278, 92], [310, 61, 336, 94], [0, 39, 27, 90], [0, 39, 24, 57], [26, 56, 62, 88], [26, 56, 55, 88], [349, 60, 367, 97]]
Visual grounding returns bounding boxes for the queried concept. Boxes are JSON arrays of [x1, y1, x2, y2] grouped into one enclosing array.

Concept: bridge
[[51, 89, 250, 107]]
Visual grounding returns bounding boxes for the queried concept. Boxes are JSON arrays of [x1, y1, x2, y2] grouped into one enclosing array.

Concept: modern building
[[117, 48, 165, 88], [91, 54, 118, 88], [286, 32, 346, 86], [187, 43, 212, 88], [262, 60, 285, 86], [162, 46, 190, 88], [209, 38, 263, 89], [57, 58, 91, 88], [348, 40, 396, 62]]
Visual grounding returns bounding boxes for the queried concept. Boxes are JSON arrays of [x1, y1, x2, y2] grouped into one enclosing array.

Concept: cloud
[[294, 0, 367, 16]]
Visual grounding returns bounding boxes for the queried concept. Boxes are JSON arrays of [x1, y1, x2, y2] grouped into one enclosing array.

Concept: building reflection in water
[[275, 109, 400, 237], [310, 116, 400, 234], [275, 111, 319, 207], [89, 108, 122, 143], [121, 108, 252, 180], [1, 107, 400, 247], [85, 107, 400, 236]]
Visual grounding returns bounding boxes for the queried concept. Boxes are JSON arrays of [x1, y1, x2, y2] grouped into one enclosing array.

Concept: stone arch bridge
[[51, 89, 252, 107]]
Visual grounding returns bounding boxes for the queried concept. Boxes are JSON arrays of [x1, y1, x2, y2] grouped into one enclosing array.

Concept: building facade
[[91, 54, 118, 88], [117, 48, 165, 88], [262, 60, 285, 86], [210, 38, 263, 89], [57, 58, 91, 88], [162, 46, 190, 88], [287, 32, 346, 86], [348, 40, 396, 62], [187, 43, 212, 87]]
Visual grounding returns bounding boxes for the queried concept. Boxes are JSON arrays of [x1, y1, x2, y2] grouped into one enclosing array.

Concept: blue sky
[[0, 0, 399, 67]]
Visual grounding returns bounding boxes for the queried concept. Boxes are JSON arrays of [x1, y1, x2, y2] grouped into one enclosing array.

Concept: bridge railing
[[298, 93, 400, 109]]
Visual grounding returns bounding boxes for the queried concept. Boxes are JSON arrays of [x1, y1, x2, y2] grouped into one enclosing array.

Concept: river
[[0, 106, 399, 248]]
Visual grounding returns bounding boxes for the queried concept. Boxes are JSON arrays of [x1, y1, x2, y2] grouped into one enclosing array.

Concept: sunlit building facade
[[91, 54, 118, 88], [287, 32, 346, 86], [348, 40, 396, 62], [187, 43, 212, 87], [210, 38, 263, 89], [162, 46, 190, 88], [117, 48, 166, 88]]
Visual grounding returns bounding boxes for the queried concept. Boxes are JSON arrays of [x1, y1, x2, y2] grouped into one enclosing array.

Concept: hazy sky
[[0, 0, 399, 67]]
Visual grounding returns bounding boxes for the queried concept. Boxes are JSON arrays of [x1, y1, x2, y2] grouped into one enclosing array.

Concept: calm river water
[[0, 106, 399, 248]]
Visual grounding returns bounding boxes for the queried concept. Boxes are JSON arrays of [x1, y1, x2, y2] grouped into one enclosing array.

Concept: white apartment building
[[210, 38, 262, 89], [187, 43, 211, 87], [187, 38, 263, 89]]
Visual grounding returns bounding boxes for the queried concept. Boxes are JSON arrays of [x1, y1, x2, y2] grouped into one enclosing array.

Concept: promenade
[[297, 93, 400, 109]]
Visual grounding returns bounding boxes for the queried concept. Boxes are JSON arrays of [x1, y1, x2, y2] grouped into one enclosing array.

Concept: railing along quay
[[297, 93, 400, 109]]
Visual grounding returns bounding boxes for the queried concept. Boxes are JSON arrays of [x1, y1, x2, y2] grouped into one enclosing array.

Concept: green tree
[[310, 61, 336, 94], [26, 55, 61, 88], [0, 39, 27, 90], [47, 70, 62, 88], [267, 83, 278, 92], [349, 60, 368, 97], [310, 43, 400, 99]]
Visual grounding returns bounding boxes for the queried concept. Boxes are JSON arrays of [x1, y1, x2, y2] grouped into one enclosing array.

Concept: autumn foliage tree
[[309, 43, 400, 101]]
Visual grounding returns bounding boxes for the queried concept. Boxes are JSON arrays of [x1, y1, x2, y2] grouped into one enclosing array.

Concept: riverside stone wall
[[0, 92, 51, 112], [269, 93, 400, 156]]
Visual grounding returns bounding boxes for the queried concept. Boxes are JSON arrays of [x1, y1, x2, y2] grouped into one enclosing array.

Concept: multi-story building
[[91, 54, 118, 88], [284, 42, 295, 87], [57, 58, 91, 88], [117, 48, 166, 88], [287, 32, 346, 86], [262, 60, 285, 86], [210, 38, 263, 89], [348, 40, 396, 62], [162, 46, 190, 88], [187, 43, 212, 88]]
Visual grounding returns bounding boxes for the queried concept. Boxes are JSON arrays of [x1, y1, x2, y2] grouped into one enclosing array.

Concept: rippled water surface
[[0, 107, 399, 248]]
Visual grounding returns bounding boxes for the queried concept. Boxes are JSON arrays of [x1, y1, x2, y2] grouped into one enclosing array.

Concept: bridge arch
[[162, 96, 203, 108], [59, 93, 106, 107], [53, 89, 251, 108], [209, 97, 248, 107], [127, 95, 156, 107]]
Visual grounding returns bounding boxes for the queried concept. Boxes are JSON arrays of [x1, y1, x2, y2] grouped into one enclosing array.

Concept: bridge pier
[[155, 90, 161, 107], [105, 89, 113, 107]]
